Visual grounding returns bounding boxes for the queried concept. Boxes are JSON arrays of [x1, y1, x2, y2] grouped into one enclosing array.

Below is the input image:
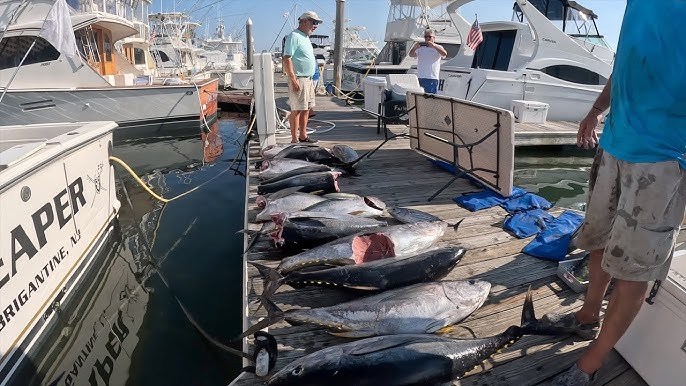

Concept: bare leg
[[577, 279, 648, 374], [298, 111, 310, 140], [289, 110, 302, 143], [576, 249, 611, 324]]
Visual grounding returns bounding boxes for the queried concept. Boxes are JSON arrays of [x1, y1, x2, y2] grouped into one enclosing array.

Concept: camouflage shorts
[[576, 148, 686, 281]]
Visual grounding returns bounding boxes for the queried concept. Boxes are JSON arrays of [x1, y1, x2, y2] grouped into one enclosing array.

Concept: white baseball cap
[[298, 11, 323, 23]]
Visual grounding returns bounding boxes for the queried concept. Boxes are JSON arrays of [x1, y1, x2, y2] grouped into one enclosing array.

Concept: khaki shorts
[[288, 78, 315, 111], [576, 148, 686, 281]]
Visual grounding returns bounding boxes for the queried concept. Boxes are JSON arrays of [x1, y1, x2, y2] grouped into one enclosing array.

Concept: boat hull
[[0, 127, 121, 382], [1, 79, 219, 139]]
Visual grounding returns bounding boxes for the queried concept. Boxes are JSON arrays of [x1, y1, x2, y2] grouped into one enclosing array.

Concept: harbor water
[[9, 118, 596, 386]]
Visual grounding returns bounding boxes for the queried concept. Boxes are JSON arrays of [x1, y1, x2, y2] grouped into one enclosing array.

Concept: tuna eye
[[291, 366, 304, 376]]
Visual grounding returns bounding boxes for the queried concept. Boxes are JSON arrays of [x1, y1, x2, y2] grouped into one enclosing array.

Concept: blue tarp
[[503, 209, 556, 238], [500, 193, 553, 213], [522, 210, 585, 261], [454, 187, 528, 211]]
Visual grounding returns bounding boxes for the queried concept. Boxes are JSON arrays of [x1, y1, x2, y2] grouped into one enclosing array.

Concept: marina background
[[155, 0, 627, 53]]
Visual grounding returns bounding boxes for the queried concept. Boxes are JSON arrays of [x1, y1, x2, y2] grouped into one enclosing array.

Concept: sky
[[153, 0, 628, 53]]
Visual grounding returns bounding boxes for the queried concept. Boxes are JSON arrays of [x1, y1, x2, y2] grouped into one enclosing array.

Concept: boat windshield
[[512, 0, 604, 38]]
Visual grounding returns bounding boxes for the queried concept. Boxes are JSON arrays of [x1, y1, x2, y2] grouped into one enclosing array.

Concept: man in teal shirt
[[548, 1, 686, 385], [283, 11, 322, 143]]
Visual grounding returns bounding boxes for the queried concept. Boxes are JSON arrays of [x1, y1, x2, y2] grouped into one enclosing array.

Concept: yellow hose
[[108, 115, 256, 203]]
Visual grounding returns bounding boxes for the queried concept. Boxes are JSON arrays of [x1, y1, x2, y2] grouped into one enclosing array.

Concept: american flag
[[466, 18, 483, 51]]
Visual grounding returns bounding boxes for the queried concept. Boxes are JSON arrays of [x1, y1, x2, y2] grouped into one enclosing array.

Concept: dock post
[[246, 18, 254, 69], [333, 0, 345, 96], [253, 52, 276, 152]]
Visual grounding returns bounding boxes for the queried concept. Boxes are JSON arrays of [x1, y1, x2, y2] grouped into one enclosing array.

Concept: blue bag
[[522, 210, 585, 261], [503, 209, 555, 238], [454, 187, 527, 212]]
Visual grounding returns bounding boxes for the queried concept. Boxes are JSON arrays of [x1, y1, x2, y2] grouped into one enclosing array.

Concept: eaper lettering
[[0, 176, 87, 332]]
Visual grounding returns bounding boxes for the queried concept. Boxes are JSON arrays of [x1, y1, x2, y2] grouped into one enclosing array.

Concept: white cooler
[[615, 249, 686, 386], [231, 69, 254, 90], [511, 100, 549, 123], [362, 76, 387, 114]]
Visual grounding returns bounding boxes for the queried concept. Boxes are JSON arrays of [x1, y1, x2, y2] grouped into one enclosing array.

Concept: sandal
[[299, 137, 318, 143]]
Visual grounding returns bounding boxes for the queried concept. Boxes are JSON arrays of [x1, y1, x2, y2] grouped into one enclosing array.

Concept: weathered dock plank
[[231, 91, 642, 386]]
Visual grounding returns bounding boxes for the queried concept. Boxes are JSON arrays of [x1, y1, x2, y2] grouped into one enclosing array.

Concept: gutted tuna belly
[[352, 234, 395, 264]]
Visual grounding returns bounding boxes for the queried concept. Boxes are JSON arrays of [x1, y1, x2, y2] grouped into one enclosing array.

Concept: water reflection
[[514, 146, 596, 211], [6, 119, 248, 386]]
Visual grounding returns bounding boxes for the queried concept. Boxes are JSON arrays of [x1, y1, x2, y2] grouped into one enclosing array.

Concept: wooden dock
[[218, 89, 253, 113], [230, 93, 642, 386]]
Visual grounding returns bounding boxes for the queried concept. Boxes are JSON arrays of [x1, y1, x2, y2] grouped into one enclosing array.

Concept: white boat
[[0, 121, 121, 384], [438, 0, 614, 122], [0, 1, 219, 138], [197, 21, 246, 89], [341, 0, 464, 93], [119, 0, 157, 77]]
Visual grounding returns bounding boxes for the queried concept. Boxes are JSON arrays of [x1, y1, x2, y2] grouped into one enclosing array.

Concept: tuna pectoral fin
[[248, 262, 285, 298], [266, 186, 306, 200], [348, 335, 428, 356], [235, 297, 284, 340], [328, 329, 375, 338]]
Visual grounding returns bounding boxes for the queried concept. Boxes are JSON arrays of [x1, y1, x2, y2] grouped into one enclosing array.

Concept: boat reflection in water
[[5, 118, 248, 385]]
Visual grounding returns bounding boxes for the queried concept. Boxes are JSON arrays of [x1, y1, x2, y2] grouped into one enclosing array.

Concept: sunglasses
[[424, 35, 434, 38], [310, 19, 320, 25]]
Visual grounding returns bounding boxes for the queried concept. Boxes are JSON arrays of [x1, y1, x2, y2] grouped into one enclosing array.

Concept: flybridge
[[1, 176, 86, 291]]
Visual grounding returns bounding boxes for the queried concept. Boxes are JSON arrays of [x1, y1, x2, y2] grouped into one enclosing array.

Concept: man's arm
[[283, 56, 300, 91], [408, 42, 420, 58], [428, 42, 447, 58], [578, 75, 612, 149]]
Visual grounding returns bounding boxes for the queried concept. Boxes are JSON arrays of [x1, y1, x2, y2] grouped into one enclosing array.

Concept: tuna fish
[[266, 289, 583, 386], [270, 212, 387, 249], [255, 193, 329, 222], [238, 280, 491, 339], [302, 196, 385, 217], [331, 144, 360, 166], [259, 159, 330, 180], [257, 171, 341, 195], [388, 206, 443, 223], [273, 145, 341, 165], [276, 221, 449, 274], [251, 245, 466, 297]]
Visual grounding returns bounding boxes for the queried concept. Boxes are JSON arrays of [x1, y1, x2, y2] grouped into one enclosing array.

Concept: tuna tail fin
[[235, 296, 285, 340], [248, 262, 285, 298], [518, 286, 583, 337], [450, 218, 464, 232]]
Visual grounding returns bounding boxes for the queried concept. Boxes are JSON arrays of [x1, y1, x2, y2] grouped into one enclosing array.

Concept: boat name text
[[0, 177, 87, 332]]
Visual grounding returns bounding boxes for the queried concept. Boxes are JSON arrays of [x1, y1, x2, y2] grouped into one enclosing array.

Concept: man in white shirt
[[409, 29, 447, 93]]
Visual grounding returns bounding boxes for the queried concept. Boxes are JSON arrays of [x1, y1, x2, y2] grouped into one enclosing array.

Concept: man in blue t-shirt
[[283, 11, 322, 143], [548, 2, 686, 385]]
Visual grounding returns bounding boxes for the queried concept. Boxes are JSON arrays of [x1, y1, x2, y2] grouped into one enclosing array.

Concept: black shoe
[[299, 137, 317, 143]]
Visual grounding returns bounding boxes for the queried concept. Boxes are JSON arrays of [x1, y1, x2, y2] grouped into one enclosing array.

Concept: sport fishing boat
[[0, 120, 121, 384], [0, 0, 218, 139], [341, 0, 465, 93], [438, 0, 615, 121]]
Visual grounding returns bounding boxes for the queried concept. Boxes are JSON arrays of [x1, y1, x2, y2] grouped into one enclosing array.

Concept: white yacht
[[148, 11, 211, 81], [197, 22, 245, 89], [0, 120, 121, 384], [0, 1, 218, 138], [438, 0, 615, 122], [341, 0, 465, 93]]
